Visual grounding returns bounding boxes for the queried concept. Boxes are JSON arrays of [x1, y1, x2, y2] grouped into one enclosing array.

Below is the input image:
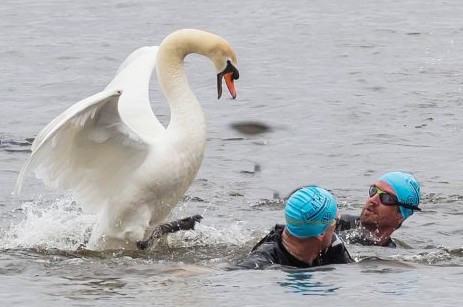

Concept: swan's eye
[[223, 60, 239, 80]]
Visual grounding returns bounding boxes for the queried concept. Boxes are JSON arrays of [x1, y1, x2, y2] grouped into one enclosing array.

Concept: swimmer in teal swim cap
[[336, 171, 421, 247], [234, 186, 352, 269]]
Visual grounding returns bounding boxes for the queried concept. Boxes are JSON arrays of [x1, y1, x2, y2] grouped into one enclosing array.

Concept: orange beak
[[224, 72, 236, 99], [217, 60, 239, 99]]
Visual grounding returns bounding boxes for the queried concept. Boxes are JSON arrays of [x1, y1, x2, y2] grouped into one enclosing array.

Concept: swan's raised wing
[[14, 88, 150, 213]]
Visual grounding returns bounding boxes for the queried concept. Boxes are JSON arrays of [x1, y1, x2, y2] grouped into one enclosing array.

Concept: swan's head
[[212, 45, 239, 100], [160, 29, 240, 99], [216, 58, 239, 100]]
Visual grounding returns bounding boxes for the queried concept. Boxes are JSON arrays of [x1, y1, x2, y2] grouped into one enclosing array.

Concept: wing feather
[[15, 89, 150, 213]]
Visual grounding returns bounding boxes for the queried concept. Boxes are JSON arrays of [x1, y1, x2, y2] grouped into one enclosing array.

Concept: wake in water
[[0, 136, 33, 153], [0, 195, 256, 266]]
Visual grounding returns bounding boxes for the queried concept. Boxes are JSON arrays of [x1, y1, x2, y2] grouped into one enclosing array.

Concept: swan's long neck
[[156, 30, 220, 134]]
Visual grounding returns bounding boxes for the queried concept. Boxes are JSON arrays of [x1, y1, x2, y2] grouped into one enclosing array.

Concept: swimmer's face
[[320, 221, 336, 250], [360, 180, 403, 230]]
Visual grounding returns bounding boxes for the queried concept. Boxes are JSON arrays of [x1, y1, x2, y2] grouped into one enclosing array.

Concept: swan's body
[[14, 29, 239, 250]]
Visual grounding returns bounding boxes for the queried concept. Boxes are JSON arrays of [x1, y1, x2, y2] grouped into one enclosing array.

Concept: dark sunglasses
[[368, 185, 421, 211]]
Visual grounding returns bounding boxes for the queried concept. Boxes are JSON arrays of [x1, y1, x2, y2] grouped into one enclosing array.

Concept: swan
[[14, 29, 239, 250]]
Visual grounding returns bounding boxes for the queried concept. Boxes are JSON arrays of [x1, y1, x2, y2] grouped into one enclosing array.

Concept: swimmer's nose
[[369, 193, 381, 206]]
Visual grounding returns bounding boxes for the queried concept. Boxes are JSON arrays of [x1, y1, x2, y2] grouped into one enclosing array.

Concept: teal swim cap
[[285, 186, 338, 238], [378, 172, 420, 220]]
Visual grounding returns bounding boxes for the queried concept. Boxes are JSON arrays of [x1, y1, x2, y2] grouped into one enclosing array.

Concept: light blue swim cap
[[285, 186, 338, 238], [378, 171, 421, 220]]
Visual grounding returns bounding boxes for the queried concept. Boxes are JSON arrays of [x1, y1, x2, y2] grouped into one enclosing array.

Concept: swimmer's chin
[[360, 212, 377, 224]]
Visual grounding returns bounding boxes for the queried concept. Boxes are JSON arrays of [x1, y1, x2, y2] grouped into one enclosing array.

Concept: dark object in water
[[230, 121, 271, 135], [136, 215, 203, 250], [0, 138, 33, 147], [0, 137, 34, 152], [240, 163, 261, 175]]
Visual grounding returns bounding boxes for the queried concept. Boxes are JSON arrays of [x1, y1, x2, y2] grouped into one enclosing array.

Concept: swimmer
[[336, 171, 421, 247], [233, 186, 352, 269]]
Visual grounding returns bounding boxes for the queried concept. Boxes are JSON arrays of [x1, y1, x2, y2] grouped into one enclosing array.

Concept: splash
[[391, 249, 453, 265], [168, 197, 257, 248], [0, 195, 254, 256], [166, 220, 254, 248], [0, 195, 95, 250]]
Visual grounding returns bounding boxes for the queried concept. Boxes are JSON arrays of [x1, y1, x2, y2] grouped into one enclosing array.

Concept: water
[[1, 0, 463, 305]]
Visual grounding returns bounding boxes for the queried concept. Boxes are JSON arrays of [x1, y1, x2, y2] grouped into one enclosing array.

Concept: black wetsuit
[[234, 224, 353, 270], [335, 214, 396, 248]]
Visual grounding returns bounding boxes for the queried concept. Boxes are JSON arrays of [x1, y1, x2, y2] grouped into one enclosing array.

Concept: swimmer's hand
[[136, 215, 203, 250]]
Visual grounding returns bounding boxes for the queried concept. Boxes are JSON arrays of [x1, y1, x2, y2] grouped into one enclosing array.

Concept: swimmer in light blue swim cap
[[335, 171, 421, 247], [234, 186, 353, 269], [285, 185, 338, 238]]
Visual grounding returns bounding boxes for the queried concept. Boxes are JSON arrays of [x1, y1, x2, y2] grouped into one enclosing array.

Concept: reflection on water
[[278, 268, 339, 296]]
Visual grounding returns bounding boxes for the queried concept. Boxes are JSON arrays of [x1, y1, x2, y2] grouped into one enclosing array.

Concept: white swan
[[14, 29, 239, 250]]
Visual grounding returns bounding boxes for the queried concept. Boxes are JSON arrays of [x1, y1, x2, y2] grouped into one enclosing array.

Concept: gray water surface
[[1, 0, 463, 306]]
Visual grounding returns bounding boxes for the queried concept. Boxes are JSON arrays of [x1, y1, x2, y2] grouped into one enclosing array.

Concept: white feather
[[15, 29, 237, 250]]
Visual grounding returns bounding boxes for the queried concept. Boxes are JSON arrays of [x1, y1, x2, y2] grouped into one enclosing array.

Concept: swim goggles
[[368, 185, 421, 211]]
